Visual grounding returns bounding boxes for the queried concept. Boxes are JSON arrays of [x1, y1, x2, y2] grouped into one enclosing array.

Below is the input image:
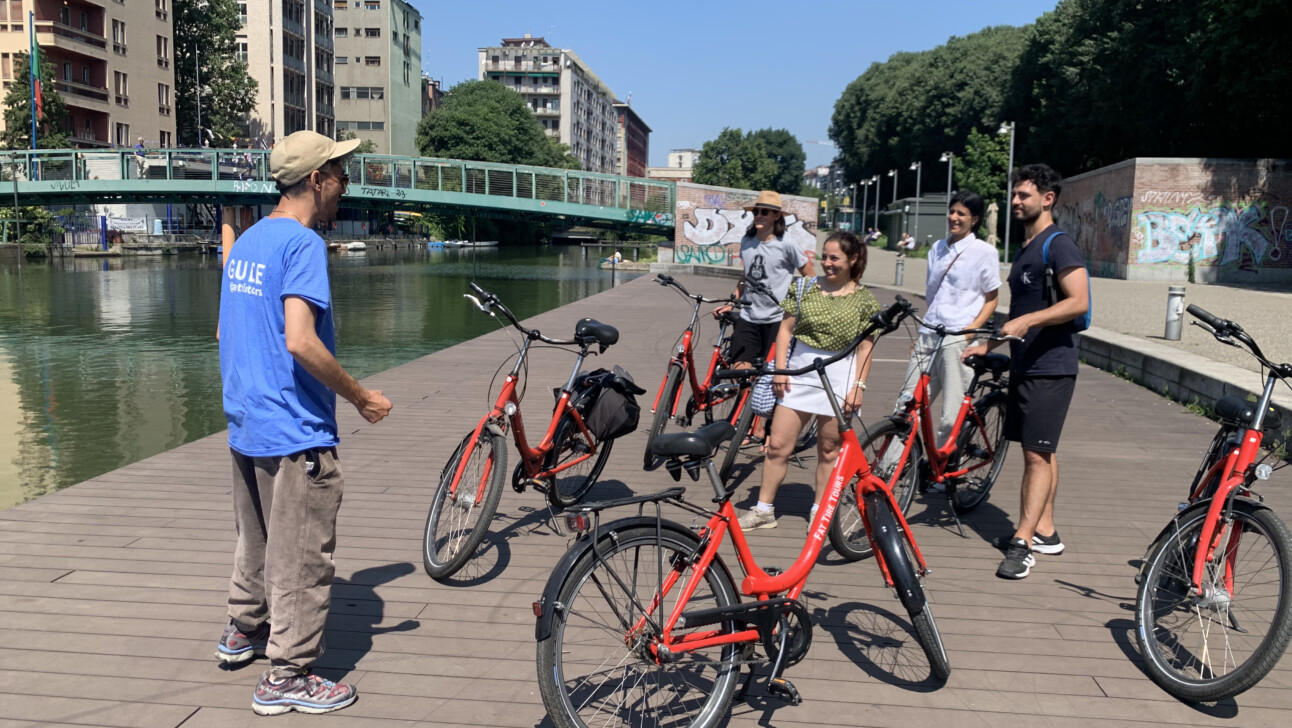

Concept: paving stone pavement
[[0, 272, 1288, 727]]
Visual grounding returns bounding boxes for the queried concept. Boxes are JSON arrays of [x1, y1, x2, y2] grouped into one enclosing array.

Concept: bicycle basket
[[583, 365, 647, 441]]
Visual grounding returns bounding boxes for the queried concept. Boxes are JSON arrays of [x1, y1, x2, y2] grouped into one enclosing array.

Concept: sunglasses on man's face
[[754, 208, 778, 217]]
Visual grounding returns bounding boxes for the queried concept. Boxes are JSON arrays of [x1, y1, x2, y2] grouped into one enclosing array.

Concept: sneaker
[[996, 538, 1035, 579], [215, 620, 270, 664], [737, 507, 777, 530], [252, 671, 357, 716], [992, 531, 1065, 555]]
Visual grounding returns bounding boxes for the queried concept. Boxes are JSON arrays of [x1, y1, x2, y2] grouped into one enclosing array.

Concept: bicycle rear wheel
[[830, 418, 922, 561], [546, 413, 613, 509], [643, 364, 684, 469], [1134, 500, 1292, 701], [536, 525, 741, 728], [422, 429, 506, 582], [950, 395, 1008, 515], [866, 490, 950, 680]]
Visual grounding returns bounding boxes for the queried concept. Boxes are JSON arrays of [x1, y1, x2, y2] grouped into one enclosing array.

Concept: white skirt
[[777, 339, 857, 416]]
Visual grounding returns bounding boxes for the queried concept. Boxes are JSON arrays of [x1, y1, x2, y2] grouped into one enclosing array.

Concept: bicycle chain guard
[[760, 593, 813, 668]]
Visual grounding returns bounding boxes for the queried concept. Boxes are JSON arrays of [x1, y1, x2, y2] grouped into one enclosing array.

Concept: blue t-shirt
[[1006, 224, 1085, 376], [219, 217, 338, 457]]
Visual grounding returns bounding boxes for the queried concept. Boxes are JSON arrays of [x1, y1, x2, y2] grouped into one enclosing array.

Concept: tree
[[337, 130, 378, 155], [747, 128, 807, 194], [955, 127, 1010, 211], [1, 53, 70, 150], [415, 80, 579, 168], [691, 127, 777, 191], [174, 0, 258, 145]]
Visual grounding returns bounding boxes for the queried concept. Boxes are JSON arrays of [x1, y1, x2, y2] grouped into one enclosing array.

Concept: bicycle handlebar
[[909, 314, 1022, 343], [465, 284, 579, 346], [714, 297, 915, 381], [655, 274, 746, 307], [1187, 304, 1291, 377]]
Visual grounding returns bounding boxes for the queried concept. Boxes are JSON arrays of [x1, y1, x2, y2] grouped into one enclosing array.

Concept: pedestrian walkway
[[0, 273, 1288, 726]]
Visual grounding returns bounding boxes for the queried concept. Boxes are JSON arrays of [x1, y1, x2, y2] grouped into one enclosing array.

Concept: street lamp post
[[871, 175, 880, 231], [888, 168, 898, 203], [909, 161, 922, 246], [998, 121, 1016, 263], [859, 180, 868, 233], [939, 151, 953, 240]]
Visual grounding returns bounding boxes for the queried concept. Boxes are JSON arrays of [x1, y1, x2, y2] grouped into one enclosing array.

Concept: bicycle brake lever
[[1000, 334, 1024, 343], [463, 294, 490, 313]]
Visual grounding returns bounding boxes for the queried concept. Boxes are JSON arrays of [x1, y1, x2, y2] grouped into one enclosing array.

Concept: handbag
[[751, 277, 814, 417]]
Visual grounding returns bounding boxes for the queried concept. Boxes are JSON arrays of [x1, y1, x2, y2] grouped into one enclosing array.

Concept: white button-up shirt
[[922, 233, 1001, 331]]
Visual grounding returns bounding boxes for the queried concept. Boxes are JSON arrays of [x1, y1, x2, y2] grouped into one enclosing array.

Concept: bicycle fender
[[865, 491, 926, 615], [534, 516, 733, 642], [1138, 496, 1270, 573], [485, 422, 506, 439]]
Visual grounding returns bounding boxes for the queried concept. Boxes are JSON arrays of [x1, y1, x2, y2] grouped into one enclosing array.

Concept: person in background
[[215, 130, 392, 715], [738, 231, 880, 531], [134, 137, 147, 178]]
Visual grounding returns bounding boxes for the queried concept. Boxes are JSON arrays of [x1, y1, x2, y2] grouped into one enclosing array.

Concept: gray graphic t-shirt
[[739, 235, 809, 324]]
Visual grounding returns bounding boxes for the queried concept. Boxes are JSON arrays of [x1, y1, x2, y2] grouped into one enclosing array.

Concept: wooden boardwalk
[[1, 272, 1288, 727]]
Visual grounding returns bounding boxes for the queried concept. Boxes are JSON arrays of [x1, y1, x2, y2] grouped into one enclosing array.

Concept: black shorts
[[1004, 375, 1077, 453], [728, 319, 779, 365]]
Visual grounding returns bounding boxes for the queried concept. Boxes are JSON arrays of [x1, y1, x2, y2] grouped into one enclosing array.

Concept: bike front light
[[503, 401, 518, 417], [1255, 464, 1273, 481]]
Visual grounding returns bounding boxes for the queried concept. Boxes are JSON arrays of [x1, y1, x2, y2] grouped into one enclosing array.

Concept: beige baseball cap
[[270, 131, 362, 187]]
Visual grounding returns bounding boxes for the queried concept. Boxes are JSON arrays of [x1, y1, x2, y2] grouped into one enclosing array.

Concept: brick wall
[[1059, 158, 1292, 283], [669, 183, 818, 267]]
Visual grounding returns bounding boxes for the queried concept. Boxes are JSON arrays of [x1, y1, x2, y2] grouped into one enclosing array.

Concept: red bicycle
[[643, 274, 746, 470], [421, 283, 622, 582], [534, 297, 950, 728], [1134, 305, 1292, 702], [831, 320, 1017, 558]]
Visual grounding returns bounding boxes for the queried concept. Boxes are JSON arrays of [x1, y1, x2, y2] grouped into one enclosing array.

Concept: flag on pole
[[29, 13, 41, 120]]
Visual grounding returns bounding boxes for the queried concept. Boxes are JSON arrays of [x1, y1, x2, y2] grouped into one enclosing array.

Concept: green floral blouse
[[779, 279, 881, 351]]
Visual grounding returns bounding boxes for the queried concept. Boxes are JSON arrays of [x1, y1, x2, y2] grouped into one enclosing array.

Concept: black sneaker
[[1031, 530, 1065, 555], [992, 531, 1065, 555], [996, 537, 1035, 579]]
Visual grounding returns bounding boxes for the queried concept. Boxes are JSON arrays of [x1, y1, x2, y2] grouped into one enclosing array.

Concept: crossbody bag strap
[[931, 243, 966, 300]]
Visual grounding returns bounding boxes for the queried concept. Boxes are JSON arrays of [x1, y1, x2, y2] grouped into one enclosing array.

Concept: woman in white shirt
[[893, 191, 1000, 446]]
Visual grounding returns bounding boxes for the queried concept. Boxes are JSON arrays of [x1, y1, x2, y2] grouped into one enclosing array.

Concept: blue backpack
[[1042, 231, 1092, 332]]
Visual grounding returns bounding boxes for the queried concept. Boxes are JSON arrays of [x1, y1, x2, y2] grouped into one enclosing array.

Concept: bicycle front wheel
[[716, 391, 757, 486], [422, 429, 506, 582], [644, 364, 684, 469], [1135, 501, 1292, 702], [867, 490, 950, 680], [536, 525, 741, 728], [949, 394, 1008, 514], [546, 413, 613, 509], [830, 418, 922, 562]]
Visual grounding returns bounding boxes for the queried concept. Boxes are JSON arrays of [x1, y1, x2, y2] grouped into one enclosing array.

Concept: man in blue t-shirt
[[215, 130, 392, 715], [963, 164, 1089, 580]]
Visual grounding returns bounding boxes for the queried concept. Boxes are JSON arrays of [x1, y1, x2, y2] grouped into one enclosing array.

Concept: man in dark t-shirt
[[962, 164, 1089, 580]]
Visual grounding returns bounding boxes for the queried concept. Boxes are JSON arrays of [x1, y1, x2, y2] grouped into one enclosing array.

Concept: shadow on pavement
[[1105, 617, 1240, 718]]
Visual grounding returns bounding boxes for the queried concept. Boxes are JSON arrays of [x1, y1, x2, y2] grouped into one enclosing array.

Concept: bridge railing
[[5, 148, 675, 214]]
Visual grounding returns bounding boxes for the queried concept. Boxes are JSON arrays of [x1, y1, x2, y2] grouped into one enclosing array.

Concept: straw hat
[[744, 190, 784, 213]]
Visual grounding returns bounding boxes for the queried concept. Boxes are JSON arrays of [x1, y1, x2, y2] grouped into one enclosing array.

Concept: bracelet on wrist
[[854, 379, 867, 390]]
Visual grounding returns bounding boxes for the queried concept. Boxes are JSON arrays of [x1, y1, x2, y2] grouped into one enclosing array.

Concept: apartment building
[[331, 0, 420, 156], [613, 100, 649, 178], [478, 35, 617, 173], [238, 0, 335, 145], [421, 74, 440, 116], [0, 0, 176, 148], [647, 148, 700, 183]]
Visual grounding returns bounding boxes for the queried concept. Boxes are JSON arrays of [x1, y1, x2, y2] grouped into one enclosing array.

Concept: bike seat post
[[704, 459, 727, 501], [562, 345, 589, 393]]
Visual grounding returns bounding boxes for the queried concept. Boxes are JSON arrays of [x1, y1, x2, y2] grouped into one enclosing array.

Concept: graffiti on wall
[[1134, 200, 1290, 271], [1056, 191, 1133, 277], [675, 242, 737, 265], [681, 209, 817, 260]]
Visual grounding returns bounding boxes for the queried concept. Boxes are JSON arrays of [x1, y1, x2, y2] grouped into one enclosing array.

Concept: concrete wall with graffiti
[[1059, 158, 1292, 283], [664, 183, 818, 266]]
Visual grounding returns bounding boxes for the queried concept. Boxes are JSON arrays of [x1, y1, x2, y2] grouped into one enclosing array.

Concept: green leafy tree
[[1, 53, 70, 150], [955, 127, 1009, 210], [746, 128, 807, 194], [415, 80, 579, 168], [692, 127, 777, 191], [174, 0, 258, 145], [337, 130, 378, 155]]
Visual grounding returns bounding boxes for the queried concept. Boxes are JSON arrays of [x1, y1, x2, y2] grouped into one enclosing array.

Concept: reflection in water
[[0, 246, 637, 509]]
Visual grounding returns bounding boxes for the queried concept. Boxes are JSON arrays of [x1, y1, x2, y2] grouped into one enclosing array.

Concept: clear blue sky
[[406, 0, 1058, 169]]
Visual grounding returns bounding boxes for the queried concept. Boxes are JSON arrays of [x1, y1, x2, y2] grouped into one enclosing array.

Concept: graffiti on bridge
[[1135, 201, 1290, 271], [628, 209, 674, 226]]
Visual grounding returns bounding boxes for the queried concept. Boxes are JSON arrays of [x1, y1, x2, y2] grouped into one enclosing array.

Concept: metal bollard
[[1164, 285, 1186, 340], [894, 255, 905, 287]]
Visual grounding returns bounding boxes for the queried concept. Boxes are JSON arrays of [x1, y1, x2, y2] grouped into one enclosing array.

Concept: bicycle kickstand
[[945, 486, 967, 538]]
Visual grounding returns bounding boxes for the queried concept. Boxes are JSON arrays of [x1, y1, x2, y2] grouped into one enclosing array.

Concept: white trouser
[[895, 331, 972, 445]]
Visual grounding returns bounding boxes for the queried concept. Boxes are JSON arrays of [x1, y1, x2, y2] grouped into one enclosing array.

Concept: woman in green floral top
[[738, 231, 881, 532]]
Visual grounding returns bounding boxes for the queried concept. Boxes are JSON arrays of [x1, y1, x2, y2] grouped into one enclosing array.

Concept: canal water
[[0, 245, 639, 510]]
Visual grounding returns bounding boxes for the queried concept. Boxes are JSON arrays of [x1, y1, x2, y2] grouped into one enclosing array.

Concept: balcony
[[54, 79, 110, 105], [35, 21, 109, 57], [316, 68, 333, 85], [483, 61, 560, 73], [533, 107, 560, 116], [283, 54, 305, 72]]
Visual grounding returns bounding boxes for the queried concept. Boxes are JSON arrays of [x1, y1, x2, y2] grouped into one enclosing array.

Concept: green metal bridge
[[4, 148, 676, 234]]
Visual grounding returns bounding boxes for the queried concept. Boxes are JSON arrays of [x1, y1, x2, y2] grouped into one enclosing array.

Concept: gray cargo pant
[[227, 447, 344, 678]]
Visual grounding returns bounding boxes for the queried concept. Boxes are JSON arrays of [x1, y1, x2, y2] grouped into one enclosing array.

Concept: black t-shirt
[[1007, 224, 1086, 376]]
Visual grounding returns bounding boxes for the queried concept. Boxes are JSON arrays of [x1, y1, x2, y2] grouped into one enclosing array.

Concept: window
[[334, 56, 347, 64], [158, 82, 171, 114], [82, 65, 89, 84], [334, 27, 346, 37], [160, 130, 171, 148], [156, 0, 168, 21], [364, 27, 379, 37], [157, 35, 170, 67], [62, 61, 71, 81], [364, 0, 379, 8], [83, 117, 92, 140], [114, 71, 128, 105], [1, 54, 10, 80], [115, 123, 130, 146], [364, 56, 380, 66], [414, 19, 419, 31], [59, 6, 69, 25], [403, 61, 409, 85], [237, 2, 246, 25], [112, 20, 127, 54], [333, 0, 346, 8], [235, 40, 247, 63], [79, 11, 87, 30]]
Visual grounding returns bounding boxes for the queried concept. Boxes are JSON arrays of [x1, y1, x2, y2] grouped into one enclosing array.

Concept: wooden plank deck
[[1, 272, 1288, 727]]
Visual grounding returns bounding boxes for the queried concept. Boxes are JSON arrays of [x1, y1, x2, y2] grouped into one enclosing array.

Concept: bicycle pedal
[[522, 478, 550, 494], [767, 677, 801, 705]]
